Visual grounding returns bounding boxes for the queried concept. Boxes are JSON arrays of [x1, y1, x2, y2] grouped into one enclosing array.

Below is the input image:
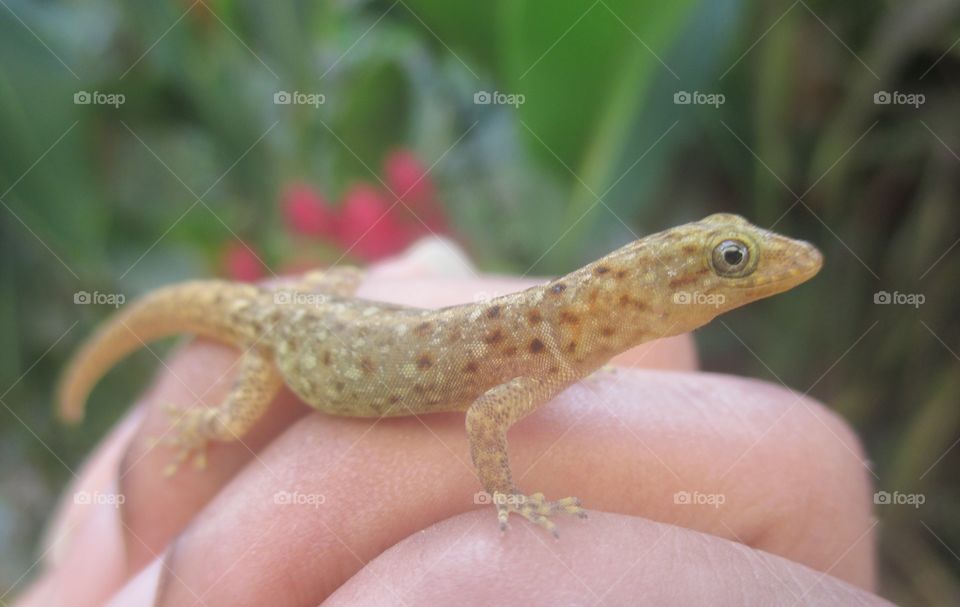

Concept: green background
[[1, 1, 958, 604]]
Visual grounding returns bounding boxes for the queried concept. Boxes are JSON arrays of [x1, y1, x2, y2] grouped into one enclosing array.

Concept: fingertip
[[43, 406, 145, 570], [368, 236, 475, 281], [326, 511, 893, 607]]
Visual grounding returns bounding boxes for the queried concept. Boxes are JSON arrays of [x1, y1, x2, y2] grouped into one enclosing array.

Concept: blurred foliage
[[1, 0, 959, 604]]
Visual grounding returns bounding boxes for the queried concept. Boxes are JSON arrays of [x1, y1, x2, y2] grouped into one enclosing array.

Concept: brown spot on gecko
[[503, 346, 518, 356], [618, 294, 632, 307], [334, 381, 345, 392], [594, 266, 610, 275], [565, 341, 577, 353], [322, 351, 332, 367], [463, 361, 479, 373], [529, 338, 545, 354], [486, 305, 501, 319], [600, 326, 616, 337], [527, 310, 542, 324], [484, 329, 504, 344], [387, 395, 401, 404], [558, 310, 579, 325], [668, 275, 698, 289], [615, 269, 628, 279], [414, 321, 432, 337], [416, 354, 433, 369]]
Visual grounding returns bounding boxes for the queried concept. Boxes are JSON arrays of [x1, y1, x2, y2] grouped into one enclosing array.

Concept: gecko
[[58, 213, 822, 536]]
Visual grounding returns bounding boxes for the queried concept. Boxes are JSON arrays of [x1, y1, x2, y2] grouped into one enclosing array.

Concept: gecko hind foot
[[495, 492, 587, 538], [160, 404, 214, 476]]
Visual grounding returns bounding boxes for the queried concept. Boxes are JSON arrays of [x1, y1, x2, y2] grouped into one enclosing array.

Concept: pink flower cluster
[[223, 149, 449, 281]]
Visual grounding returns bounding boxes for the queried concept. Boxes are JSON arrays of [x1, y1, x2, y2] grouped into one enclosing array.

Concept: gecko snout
[[785, 239, 823, 283]]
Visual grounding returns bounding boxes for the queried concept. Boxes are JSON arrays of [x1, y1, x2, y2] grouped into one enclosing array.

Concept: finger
[[15, 342, 313, 607], [117, 340, 310, 570], [326, 511, 893, 607], [10, 408, 144, 607], [146, 371, 874, 606], [43, 406, 143, 568]]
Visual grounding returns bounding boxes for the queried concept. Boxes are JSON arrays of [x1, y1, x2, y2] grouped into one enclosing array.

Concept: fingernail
[[404, 237, 474, 277], [103, 558, 161, 607]]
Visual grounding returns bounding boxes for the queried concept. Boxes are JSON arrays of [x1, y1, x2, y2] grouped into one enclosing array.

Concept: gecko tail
[[57, 280, 262, 423]]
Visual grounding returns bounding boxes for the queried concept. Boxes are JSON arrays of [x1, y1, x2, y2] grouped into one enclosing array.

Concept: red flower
[[384, 148, 436, 208], [281, 183, 338, 237], [277, 150, 452, 263], [384, 148, 453, 239], [222, 241, 265, 282], [336, 184, 411, 261]]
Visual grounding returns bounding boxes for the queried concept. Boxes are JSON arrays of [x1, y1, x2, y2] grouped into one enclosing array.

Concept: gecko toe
[[160, 404, 212, 476], [554, 496, 586, 518], [491, 491, 585, 537]]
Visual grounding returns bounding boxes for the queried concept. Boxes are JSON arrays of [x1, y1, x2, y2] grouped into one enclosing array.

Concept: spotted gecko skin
[[58, 213, 822, 535]]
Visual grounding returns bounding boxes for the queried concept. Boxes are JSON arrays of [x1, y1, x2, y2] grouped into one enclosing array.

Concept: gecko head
[[666, 213, 822, 318], [697, 213, 822, 305]]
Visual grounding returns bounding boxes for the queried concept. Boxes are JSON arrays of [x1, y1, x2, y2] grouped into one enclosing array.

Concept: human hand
[[18, 239, 888, 606]]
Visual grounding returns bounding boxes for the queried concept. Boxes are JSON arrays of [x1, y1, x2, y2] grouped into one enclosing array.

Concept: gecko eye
[[712, 239, 751, 277]]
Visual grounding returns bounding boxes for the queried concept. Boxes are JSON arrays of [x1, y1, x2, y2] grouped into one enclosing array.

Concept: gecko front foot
[[494, 491, 586, 538], [160, 405, 216, 476]]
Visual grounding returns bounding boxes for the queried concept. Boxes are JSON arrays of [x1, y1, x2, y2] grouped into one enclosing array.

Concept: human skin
[[16, 241, 890, 607]]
